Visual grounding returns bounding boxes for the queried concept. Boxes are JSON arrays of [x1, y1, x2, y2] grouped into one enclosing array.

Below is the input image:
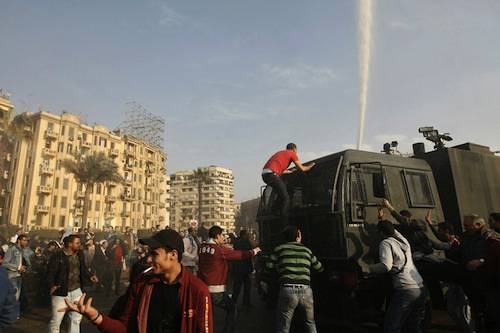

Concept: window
[[51, 214, 56, 227], [82, 133, 87, 141], [63, 178, 69, 190], [96, 184, 101, 194], [69, 127, 75, 138], [56, 160, 61, 170], [403, 170, 434, 207], [48, 122, 54, 130], [59, 215, 66, 227], [61, 197, 67, 208], [95, 201, 100, 211], [55, 177, 60, 188], [58, 143, 64, 153], [53, 196, 58, 208], [66, 144, 73, 154], [61, 125, 65, 136]]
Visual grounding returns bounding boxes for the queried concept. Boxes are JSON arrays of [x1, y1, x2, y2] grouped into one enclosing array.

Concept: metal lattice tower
[[118, 101, 166, 149]]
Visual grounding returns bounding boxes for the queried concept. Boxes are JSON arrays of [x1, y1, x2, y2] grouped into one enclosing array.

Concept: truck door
[[346, 163, 387, 264]]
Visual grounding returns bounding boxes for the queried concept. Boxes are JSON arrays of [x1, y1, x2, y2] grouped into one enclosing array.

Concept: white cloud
[[157, 2, 185, 27], [261, 63, 336, 89]]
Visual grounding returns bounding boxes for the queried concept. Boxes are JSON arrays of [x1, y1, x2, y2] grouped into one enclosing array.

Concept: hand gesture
[[253, 247, 261, 255], [59, 293, 99, 322], [18, 266, 27, 274], [425, 210, 432, 224], [382, 199, 392, 210], [377, 206, 385, 220]]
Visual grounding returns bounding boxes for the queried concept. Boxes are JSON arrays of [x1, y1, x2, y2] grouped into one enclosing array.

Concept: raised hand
[[59, 293, 100, 323], [425, 209, 432, 224]]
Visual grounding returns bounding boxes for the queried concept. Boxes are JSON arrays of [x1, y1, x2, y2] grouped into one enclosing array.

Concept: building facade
[[169, 166, 236, 232], [5, 111, 168, 231], [0, 91, 14, 225]]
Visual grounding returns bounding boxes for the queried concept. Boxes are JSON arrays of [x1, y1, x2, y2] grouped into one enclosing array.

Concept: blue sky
[[2, 1, 500, 201]]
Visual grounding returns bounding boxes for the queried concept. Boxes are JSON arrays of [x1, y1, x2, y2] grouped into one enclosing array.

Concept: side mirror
[[372, 173, 385, 198]]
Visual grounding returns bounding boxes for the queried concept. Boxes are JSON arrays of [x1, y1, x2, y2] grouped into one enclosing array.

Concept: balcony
[[144, 212, 152, 218], [121, 211, 131, 217], [159, 202, 166, 209], [0, 189, 7, 196], [37, 185, 52, 194], [45, 129, 58, 140], [126, 150, 136, 158], [159, 216, 165, 221], [35, 205, 50, 214], [40, 165, 54, 175], [124, 178, 132, 185], [81, 141, 91, 149], [108, 181, 117, 187], [124, 164, 133, 171], [74, 208, 83, 216], [42, 148, 56, 157], [76, 191, 85, 198], [110, 149, 119, 157], [122, 194, 133, 201], [105, 195, 117, 203], [4, 153, 11, 162], [2, 171, 8, 179]]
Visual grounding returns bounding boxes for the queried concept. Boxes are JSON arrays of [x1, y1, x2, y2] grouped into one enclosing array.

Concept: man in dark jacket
[[61, 229, 213, 333], [231, 230, 254, 308], [47, 234, 97, 333]]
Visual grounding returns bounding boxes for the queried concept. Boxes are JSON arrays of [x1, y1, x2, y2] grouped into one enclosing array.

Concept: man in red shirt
[[198, 226, 260, 333], [61, 229, 213, 333], [262, 143, 315, 226]]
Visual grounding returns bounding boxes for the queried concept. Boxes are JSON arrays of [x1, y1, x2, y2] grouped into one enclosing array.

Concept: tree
[[63, 152, 123, 228], [193, 168, 209, 227], [7, 112, 34, 142]]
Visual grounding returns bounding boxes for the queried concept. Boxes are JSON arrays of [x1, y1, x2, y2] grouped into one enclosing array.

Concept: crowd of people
[[367, 200, 500, 333]]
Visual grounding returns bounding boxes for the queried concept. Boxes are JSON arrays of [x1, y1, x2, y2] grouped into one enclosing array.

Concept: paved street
[[5, 281, 457, 333]]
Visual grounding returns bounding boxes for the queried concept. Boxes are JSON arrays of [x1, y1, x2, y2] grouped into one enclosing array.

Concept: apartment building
[[169, 166, 236, 232], [5, 111, 168, 231], [0, 92, 14, 225]]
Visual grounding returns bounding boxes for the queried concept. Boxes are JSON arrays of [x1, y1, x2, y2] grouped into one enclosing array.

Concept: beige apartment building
[[169, 166, 236, 232], [0, 92, 14, 225], [5, 111, 168, 231]]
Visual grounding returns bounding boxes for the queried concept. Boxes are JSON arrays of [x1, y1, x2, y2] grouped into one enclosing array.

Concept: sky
[[2, 0, 500, 201]]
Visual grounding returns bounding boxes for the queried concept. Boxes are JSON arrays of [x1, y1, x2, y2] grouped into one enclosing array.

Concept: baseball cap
[[139, 229, 184, 256]]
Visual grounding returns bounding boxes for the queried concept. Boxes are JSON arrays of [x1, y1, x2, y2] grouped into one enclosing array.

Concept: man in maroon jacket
[[198, 226, 260, 333], [262, 143, 315, 227], [61, 229, 213, 333]]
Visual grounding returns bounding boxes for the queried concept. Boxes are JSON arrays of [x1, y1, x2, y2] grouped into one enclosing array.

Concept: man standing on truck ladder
[[269, 226, 323, 333], [262, 143, 315, 227]]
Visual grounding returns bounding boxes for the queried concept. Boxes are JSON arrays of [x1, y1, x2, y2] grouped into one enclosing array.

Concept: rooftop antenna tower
[[118, 101, 165, 149]]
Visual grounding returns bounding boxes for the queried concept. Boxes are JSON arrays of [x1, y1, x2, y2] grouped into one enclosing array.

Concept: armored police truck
[[256, 140, 500, 331]]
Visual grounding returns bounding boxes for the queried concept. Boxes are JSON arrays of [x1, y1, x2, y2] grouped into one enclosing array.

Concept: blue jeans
[[385, 287, 427, 333], [276, 285, 317, 333]]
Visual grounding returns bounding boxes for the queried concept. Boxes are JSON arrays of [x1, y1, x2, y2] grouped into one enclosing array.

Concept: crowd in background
[[0, 223, 259, 332]]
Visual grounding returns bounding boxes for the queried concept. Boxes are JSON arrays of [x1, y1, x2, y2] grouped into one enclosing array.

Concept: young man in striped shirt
[[269, 226, 323, 333]]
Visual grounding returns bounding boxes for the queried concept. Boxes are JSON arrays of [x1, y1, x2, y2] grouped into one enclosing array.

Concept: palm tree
[[193, 168, 209, 226], [63, 152, 123, 228]]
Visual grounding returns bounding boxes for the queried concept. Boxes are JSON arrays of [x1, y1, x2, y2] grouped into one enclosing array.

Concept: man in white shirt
[[182, 227, 199, 274], [369, 220, 427, 333]]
